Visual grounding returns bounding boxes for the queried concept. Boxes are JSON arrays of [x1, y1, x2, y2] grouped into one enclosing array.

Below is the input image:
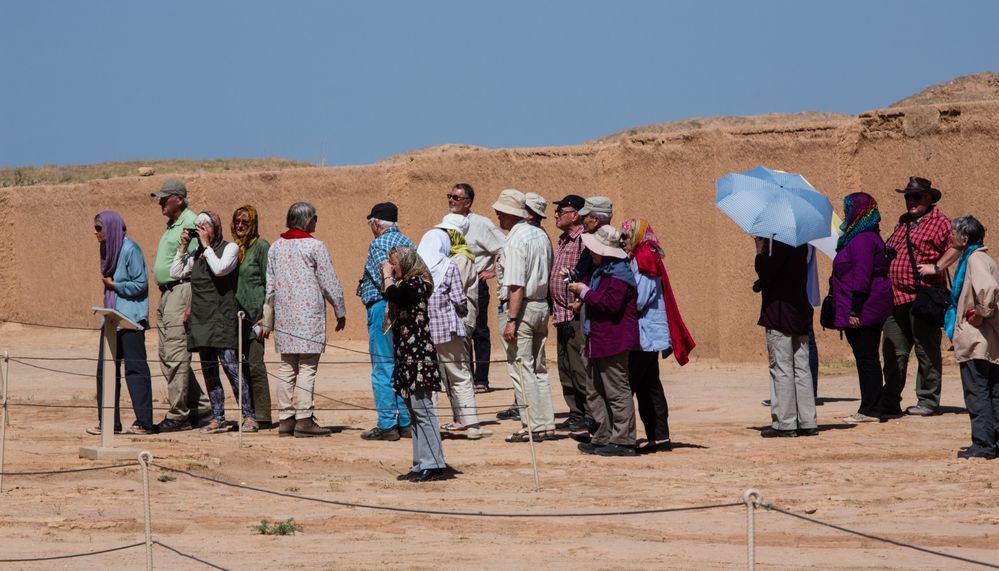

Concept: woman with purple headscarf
[[89, 211, 154, 435]]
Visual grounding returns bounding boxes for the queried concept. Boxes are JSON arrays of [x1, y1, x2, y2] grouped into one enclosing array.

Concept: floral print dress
[[385, 276, 442, 398]]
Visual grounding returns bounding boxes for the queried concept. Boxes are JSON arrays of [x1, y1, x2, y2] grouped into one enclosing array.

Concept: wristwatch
[[933, 264, 941, 274]]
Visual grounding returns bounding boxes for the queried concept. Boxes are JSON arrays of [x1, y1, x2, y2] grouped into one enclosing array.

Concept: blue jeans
[[199, 348, 255, 422], [368, 300, 411, 429]]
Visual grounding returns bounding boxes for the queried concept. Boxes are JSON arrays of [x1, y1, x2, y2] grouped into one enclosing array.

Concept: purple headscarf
[[97, 211, 126, 308]]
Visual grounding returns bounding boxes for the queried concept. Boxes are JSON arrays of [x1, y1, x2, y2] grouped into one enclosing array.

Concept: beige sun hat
[[525, 192, 547, 219], [491, 188, 529, 218], [581, 224, 627, 259], [436, 213, 471, 235]]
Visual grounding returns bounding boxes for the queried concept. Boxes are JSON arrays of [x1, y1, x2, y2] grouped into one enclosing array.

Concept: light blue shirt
[[631, 260, 671, 353], [111, 238, 149, 329]]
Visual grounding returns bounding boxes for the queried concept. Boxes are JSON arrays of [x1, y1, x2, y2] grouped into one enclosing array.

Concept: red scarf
[[632, 239, 697, 366], [280, 229, 313, 240]]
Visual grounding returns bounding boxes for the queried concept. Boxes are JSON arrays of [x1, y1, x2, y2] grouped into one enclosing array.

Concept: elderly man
[[447, 183, 506, 394], [149, 179, 212, 433], [357, 202, 415, 440], [493, 189, 556, 442], [525, 192, 547, 226], [550, 194, 591, 432], [882, 177, 959, 416], [573, 196, 614, 282]]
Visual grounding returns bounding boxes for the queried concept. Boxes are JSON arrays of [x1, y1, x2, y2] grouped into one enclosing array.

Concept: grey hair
[[590, 212, 612, 225], [369, 217, 397, 231], [286, 202, 317, 230], [953, 215, 986, 245]]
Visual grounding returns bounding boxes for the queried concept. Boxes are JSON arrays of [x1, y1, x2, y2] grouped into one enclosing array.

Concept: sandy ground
[[0, 323, 996, 570]]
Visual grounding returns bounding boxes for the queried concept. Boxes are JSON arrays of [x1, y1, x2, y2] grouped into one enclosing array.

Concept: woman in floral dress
[[381, 246, 447, 482]]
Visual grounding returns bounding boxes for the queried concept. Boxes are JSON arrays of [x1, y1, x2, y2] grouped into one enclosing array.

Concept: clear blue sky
[[2, 1, 997, 168]]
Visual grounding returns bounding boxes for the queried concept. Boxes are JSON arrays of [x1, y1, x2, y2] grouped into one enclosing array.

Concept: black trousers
[[96, 326, 154, 431], [959, 359, 999, 457], [471, 280, 492, 387], [628, 351, 670, 442], [844, 326, 886, 417]]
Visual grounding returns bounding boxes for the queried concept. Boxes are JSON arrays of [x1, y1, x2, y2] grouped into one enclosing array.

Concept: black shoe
[[594, 443, 637, 457], [957, 448, 996, 460], [556, 417, 588, 431], [409, 468, 446, 482], [570, 432, 591, 444], [577, 442, 599, 455], [639, 440, 673, 454], [157, 418, 193, 433], [796, 427, 819, 437], [361, 426, 400, 441], [398, 425, 413, 439], [761, 428, 797, 438], [496, 407, 521, 421], [396, 472, 415, 481]]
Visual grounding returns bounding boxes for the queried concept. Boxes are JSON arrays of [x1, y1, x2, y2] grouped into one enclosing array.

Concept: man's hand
[[183, 306, 192, 326], [569, 301, 582, 315], [916, 263, 937, 277], [101, 276, 115, 289], [335, 316, 347, 332], [478, 268, 496, 281], [503, 319, 516, 342]]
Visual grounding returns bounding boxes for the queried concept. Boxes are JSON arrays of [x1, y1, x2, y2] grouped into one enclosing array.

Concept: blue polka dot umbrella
[[715, 166, 833, 247]]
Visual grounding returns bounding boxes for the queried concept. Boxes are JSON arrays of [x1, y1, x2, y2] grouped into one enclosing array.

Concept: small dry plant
[[251, 518, 302, 536]]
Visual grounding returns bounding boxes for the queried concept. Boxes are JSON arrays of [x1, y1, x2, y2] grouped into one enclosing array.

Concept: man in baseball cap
[[150, 178, 188, 198]]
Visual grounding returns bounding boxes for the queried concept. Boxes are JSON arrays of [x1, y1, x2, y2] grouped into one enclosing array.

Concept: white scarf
[[417, 228, 452, 288]]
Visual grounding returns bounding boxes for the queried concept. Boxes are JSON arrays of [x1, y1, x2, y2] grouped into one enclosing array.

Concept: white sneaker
[[842, 413, 879, 424], [466, 426, 493, 440]]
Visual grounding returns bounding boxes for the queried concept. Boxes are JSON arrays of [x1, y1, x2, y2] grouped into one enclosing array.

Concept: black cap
[[553, 194, 585, 211], [366, 202, 398, 222]]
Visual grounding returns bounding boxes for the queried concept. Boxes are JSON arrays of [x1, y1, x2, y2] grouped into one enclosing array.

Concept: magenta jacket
[[580, 266, 640, 359], [830, 230, 894, 328]]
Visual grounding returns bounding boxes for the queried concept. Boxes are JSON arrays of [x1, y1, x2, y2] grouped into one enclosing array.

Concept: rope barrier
[[0, 463, 136, 476], [153, 541, 230, 570], [0, 542, 145, 562], [759, 502, 999, 569], [3, 399, 524, 413]]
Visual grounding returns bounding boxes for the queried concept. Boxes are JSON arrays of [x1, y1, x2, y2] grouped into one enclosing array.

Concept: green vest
[[188, 242, 239, 350]]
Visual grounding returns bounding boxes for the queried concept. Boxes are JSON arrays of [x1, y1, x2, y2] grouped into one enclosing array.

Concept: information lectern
[[79, 307, 143, 461]]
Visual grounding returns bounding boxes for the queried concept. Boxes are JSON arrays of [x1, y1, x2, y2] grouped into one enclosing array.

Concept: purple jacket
[[581, 274, 640, 359], [830, 230, 893, 328]]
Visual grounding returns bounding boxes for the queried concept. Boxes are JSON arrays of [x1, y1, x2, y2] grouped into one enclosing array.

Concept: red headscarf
[[621, 218, 696, 366]]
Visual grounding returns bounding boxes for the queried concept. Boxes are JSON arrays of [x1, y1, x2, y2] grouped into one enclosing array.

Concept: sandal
[[505, 430, 555, 443], [201, 419, 230, 434], [241, 418, 259, 433], [440, 422, 466, 431], [474, 384, 489, 394]]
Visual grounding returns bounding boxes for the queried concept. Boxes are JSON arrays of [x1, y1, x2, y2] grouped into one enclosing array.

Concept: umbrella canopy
[[715, 166, 833, 247]]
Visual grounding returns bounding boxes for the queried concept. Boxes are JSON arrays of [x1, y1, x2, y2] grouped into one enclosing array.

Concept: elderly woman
[[88, 211, 154, 435], [620, 218, 696, 453], [830, 193, 894, 423], [417, 215, 491, 440], [172, 211, 254, 434], [232, 205, 271, 431], [754, 237, 816, 438], [568, 225, 640, 457], [946, 216, 999, 460], [382, 246, 447, 482], [265, 202, 346, 438]]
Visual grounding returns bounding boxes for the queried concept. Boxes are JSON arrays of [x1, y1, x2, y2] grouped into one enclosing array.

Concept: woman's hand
[[335, 316, 346, 331], [968, 313, 984, 327], [380, 261, 394, 280], [567, 282, 584, 296], [101, 276, 115, 289], [848, 316, 860, 328], [196, 225, 211, 247], [569, 301, 582, 315]]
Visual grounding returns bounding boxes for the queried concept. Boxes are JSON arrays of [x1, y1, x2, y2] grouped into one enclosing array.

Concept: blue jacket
[[631, 260, 671, 353], [111, 238, 149, 329]]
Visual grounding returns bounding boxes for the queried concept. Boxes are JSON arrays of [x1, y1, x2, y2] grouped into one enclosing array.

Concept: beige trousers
[[156, 283, 210, 422], [499, 300, 555, 432], [275, 353, 320, 420], [436, 335, 479, 426]]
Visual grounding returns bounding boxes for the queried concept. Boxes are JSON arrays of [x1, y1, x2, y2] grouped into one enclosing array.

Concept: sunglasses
[[446, 194, 469, 201], [904, 193, 928, 202], [555, 208, 576, 216], [234, 218, 251, 227], [94, 225, 103, 232]]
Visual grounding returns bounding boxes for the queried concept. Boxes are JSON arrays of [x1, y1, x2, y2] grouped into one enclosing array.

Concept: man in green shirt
[[150, 179, 212, 432]]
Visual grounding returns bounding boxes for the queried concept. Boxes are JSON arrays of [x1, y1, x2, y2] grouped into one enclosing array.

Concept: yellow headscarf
[[231, 205, 259, 263], [447, 229, 475, 262]]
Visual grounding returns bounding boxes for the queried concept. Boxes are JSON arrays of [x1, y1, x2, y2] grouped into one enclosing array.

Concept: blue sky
[[2, 1, 997, 168]]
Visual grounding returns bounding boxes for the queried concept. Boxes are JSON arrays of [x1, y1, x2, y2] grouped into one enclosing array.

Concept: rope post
[[514, 358, 541, 492], [138, 451, 154, 571], [743, 488, 761, 571], [237, 311, 245, 448], [0, 351, 8, 493]]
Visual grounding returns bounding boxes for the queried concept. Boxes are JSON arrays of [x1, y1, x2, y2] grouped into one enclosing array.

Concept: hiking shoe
[[466, 426, 493, 440], [361, 426, 400, 441], [156, 418, 193, 433], [761, 399, 772, 407], [278, 418, 297, 437], [294, 416, 331, 437], [555, 416, 587, 431], [200, 419, 230, 434], [761, 428, 797, 438], [240, 418, 259, 433], [496, 407, 521, 421], [399, 425, 413, 438], [842, 413, 879, 424], [796, 427, 819, 437], [906, 405, 938, 416], [577, 442, 600, 455], [594, 443, 637, 457]]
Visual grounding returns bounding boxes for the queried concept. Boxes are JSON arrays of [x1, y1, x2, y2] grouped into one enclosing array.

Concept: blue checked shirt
[[357, 226, 415, 305]]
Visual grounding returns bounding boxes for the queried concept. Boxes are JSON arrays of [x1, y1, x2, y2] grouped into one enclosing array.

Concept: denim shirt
[[111, 238, 150, 329], [632, 260, 671, 353]]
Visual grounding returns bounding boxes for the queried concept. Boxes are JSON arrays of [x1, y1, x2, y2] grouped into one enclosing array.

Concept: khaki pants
[[556, 319, 590, 420], [276, 353, 320, 420], [588, 351, 636, 447], [436, 336, 479, 427], [499, 300, 555, 432], [157, 283, 210, 422]]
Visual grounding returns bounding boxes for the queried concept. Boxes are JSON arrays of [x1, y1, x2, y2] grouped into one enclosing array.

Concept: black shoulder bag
[[904, 223, 951, 326], [819, 276, 837, 330]]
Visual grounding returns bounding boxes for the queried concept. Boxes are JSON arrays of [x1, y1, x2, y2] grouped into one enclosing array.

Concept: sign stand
[[80, 307, 143, 461]]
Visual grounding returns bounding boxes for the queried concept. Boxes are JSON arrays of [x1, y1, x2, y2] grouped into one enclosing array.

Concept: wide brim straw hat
[[582, 225, 628, 259]]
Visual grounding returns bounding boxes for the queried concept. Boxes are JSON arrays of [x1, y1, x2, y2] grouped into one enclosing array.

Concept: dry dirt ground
[[0, 323, 996, 570]]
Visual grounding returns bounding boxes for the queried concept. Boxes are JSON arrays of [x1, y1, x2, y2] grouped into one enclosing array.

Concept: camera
[[884, 246, 897, 262], [563, 269, 578, 283]]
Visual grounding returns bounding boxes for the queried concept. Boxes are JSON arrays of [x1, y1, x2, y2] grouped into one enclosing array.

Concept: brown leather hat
[[895, 176, 941, 203]]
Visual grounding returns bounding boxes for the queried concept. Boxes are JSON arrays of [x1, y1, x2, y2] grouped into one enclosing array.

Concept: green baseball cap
[[150, 179, 187, 198]]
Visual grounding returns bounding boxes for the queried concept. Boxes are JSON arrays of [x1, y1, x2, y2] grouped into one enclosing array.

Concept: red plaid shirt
[[550, 225, 585, 324], [885, 206, 952, 305]]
